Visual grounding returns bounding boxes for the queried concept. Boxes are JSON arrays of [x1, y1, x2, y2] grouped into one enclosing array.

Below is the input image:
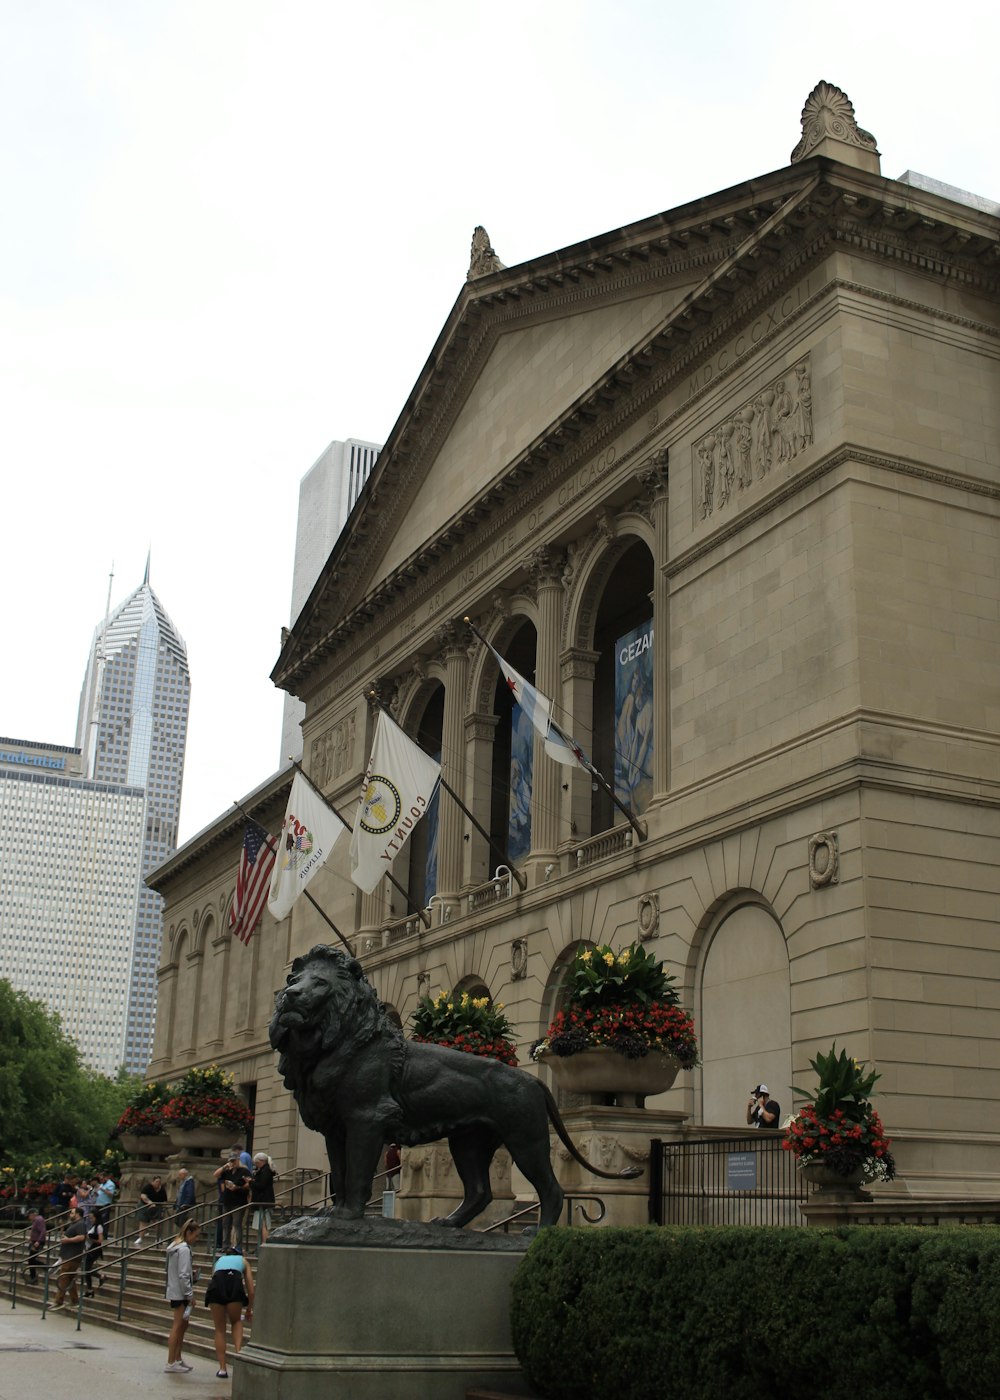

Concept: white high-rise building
[[76, 560, 191, 1073], [279, 438, 380, 763], [0, 737, 146, 1074]]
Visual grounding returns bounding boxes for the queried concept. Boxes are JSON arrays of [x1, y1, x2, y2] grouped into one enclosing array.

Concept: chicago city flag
[[350, 710, 441, 893], [267, 772, 348, 921], [486, 641, 588, 767]]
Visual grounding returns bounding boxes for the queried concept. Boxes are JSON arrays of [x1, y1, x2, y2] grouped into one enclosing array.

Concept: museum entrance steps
[[10, 1239, 256, 1362]]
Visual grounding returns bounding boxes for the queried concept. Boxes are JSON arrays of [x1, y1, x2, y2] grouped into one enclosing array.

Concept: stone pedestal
[[234, 1216, 533, 1400], [554, 1105, 688, 1227], [395, 1146, 514, 1227]]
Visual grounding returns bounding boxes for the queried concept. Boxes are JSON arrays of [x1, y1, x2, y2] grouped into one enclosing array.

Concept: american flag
[[229, 823, 278, 945]]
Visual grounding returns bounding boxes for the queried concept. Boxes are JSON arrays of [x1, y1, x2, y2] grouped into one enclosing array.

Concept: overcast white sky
[[2, 0, 996, 844]]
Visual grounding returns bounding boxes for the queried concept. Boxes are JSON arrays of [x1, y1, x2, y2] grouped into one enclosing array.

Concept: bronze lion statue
[[269, 944, 640, 1228]]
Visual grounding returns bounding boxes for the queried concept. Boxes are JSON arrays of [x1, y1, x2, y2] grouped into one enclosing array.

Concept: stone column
[[559, 647, 599, 848], [527, 547, 565, 878], [435, 623, 468, 915], [464, 711, 499, 888], [636, 449, 669, 798]]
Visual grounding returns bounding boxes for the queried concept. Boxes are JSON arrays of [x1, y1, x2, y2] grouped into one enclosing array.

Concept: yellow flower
[[495, 1002, 504, 1012], [580, 950, 592, 963], [619, 949, 631, 964], [461, 992, 469, 1005], [603, 952, 615, 967], [447, 1003, 454, 1012]]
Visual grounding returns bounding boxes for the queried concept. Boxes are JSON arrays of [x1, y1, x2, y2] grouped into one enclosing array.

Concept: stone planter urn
[[118, 1132, 174, 1159], [800, 1159, 872, 1198], [165, 1124, 238, 1153], [537, 1045, 681, 1106]]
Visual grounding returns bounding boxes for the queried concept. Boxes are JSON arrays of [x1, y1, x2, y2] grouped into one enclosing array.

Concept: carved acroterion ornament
[[467, 225, 505, 280], [791, 81, 880, 174]]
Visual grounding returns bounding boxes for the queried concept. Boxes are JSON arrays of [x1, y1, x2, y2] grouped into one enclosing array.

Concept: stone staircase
[[10, 1238, 254, 1364]]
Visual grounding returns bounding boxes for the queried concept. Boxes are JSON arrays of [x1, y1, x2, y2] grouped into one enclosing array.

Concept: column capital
[[636, 447, 669, 500], [526, 544, 567, 591]]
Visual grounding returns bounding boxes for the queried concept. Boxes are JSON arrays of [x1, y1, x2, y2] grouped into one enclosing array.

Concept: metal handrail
[[481, 1191, 607, 1233]]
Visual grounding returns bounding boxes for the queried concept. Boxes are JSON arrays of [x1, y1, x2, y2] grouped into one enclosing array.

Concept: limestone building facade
[[149, 85, 1000, 1202]]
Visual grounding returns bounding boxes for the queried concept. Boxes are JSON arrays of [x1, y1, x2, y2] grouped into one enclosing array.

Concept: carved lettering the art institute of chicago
[[695, 359, 813, 521]]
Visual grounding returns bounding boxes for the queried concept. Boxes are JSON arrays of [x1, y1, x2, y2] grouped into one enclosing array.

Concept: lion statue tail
[[541, 1082, 643, 1181]]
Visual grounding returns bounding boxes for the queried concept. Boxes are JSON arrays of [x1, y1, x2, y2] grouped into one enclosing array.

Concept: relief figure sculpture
[[735, 408, 753, 490], [772, 379, 796, 464], [753, 390, 774, 477], [698, 440, 715, 518], [794, 362, 813, 451], [716, 423, 735, 507]]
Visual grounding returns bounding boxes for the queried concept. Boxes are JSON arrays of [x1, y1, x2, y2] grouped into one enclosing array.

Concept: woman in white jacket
[[164, 1219, 201, 1373]]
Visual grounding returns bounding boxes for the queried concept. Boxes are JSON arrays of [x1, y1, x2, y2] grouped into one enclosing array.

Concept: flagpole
[[288, 758, 432, 930], [234, 804, 356, 956], [464, 616, 647, 844], [366, 693, 527, 892]]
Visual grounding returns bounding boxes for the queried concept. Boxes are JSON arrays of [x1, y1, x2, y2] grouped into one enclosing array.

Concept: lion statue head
[[269, 945, 399, 1087]]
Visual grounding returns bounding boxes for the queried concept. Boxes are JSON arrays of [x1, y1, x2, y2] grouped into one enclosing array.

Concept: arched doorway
[[699, 902, 791, 1127]]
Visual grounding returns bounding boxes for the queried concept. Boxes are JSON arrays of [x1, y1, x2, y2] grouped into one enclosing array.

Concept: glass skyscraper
[[76, 560, 190, 1073], [0, 737, 145, 1075]]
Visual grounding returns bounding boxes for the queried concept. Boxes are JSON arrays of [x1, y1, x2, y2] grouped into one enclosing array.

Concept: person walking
[[164, 1219, 201, 1373], [52, 1208, 88, 1309], [204, 1245, 254, 1379], [249, 1153, 276, 1245], [83, 1215, 106, 1296], [23, 1208, 46, 1284]]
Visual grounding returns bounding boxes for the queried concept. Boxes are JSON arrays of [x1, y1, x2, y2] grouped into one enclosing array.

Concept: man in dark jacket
[[213, 1153, 251, 1251]]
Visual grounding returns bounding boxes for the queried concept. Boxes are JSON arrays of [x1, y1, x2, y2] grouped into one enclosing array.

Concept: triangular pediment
[[275, 150, 1000, 695], [377, 283, 698, 578]]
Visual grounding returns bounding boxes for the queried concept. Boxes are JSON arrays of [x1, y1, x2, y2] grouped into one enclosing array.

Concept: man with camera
[[746, 1083, 781, 1129]]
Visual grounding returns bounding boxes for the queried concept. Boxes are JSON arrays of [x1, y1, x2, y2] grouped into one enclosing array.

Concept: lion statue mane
[[269, 944, 639, 1228]]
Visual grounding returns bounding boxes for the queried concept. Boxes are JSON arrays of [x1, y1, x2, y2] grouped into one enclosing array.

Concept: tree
[[0, 979, 132, 1163]]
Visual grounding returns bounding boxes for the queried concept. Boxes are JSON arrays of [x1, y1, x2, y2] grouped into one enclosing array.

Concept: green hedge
[[510, 1226, 1000, 1400]]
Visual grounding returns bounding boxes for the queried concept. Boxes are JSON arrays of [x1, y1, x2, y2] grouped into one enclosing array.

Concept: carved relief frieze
[[695, 357, 813, 522], [310, 712, 358, 789]]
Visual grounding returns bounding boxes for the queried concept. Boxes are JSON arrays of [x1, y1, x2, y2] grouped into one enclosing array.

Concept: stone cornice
[[274, 163, 999, 694]]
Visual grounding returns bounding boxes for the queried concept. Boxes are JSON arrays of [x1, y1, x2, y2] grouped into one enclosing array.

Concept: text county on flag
[[350, 710, 441, 893], [268, 772, 348, 921]]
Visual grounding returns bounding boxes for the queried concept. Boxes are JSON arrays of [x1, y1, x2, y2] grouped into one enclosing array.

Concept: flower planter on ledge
[[537, 1045, 681, 1106], [165, 1124, 239, 1153], [800, 1159, 872, 1198], [118, 1132, 174, 1159]]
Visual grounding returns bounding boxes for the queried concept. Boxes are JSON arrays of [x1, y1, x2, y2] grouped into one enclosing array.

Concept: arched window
[[591, 541, 654, 833], [488, 622, 538, 869]]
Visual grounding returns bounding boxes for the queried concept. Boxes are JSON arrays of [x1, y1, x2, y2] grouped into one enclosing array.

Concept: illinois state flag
[[267, 772, 348, 921], [350, 710, 441, 893]]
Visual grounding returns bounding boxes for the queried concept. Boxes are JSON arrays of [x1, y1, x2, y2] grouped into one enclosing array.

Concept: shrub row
[[510, 1225, 1000, 1400]]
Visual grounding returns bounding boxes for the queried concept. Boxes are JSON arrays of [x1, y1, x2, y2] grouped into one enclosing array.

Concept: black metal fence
[[649, 1133, 809, 1227]]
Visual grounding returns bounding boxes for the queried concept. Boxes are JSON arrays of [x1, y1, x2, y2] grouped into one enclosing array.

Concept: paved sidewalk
[[0, 1304, 233, 1399]]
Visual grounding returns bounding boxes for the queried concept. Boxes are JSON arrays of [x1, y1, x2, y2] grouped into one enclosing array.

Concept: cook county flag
[[267, 772, 348, 920], [486, 641, 589, 768], [350, 710, 441, 893]]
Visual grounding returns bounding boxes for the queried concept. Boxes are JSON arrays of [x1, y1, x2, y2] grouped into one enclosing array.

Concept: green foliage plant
[[510, 1225, 1000, 1400], [410, 990, 518, 1066], [531, 943, 698, 1067], [784, 1044, 896, 1182]]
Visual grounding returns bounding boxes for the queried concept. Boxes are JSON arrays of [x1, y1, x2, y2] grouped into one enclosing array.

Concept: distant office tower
[[280, 438, 380, 763], [0, 737, 145, 1074], [76, 560, 191, 1073]]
